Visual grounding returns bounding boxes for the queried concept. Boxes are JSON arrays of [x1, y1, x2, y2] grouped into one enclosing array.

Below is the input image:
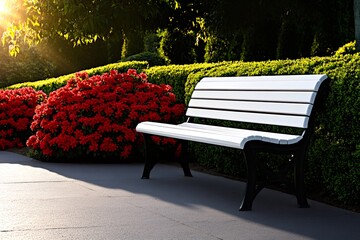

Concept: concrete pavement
[[0, 151, 359, 240]]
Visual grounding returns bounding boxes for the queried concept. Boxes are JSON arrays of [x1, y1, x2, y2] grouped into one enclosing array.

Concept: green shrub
[[7, 61, 149, 94], [144, 33, 161, 53], [0, 48, 56, 88], [159, 29, 196, 64], [145, 62, 228, 103], [122, 52, 166, 66], [334, 41, 357, 56], [204, 35, 242, 63]]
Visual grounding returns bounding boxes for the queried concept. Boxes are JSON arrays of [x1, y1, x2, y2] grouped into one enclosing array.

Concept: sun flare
[[0, 0, 10, 15], [0, 0, 23, 30]]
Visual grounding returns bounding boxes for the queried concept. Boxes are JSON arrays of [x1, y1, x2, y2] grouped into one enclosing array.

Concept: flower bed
[[27, 69, 185, 161], [0, 88, 46, 149]]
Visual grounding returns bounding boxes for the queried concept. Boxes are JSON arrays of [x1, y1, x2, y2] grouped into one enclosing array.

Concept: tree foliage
[[2, 0, 172, 56], [201, 0, 354, 61], [1, 0, 358, 61]]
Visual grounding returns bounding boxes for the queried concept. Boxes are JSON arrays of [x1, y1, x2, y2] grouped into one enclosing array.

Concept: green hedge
[[7, 61, 149, 94], [145, 62, 228, 103]]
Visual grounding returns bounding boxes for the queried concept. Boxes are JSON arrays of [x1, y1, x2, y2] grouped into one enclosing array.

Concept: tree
[[202, 0, 286, 61], [2, 0, 171, 56], [202, 0, 354, 61], [2, 0, 356, 61], [159, 0, 204, 64]]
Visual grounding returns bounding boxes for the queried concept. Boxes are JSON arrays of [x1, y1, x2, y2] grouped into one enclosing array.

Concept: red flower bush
[[0, 88, 46, 150], [27, 69, 185, 161]]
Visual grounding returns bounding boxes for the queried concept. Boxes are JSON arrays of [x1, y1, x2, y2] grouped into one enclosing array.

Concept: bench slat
[[186, 108, 309, 128], [200, 74, 327, 83], [191, 91, 317, 104], [195, 80, 322, 91], [188, 99, 313, 116]]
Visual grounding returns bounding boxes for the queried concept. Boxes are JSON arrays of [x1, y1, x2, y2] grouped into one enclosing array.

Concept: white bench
[[136, 74, 329, 211]]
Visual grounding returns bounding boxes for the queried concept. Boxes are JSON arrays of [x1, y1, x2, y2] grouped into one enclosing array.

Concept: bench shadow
[[1, 151, 359, 240]]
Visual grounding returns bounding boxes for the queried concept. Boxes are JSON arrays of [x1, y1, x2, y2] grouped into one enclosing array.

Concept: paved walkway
[[0, 151, 359, 240]]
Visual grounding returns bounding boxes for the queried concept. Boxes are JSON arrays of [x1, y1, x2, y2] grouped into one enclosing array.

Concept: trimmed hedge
[[6, 61, 149, 94], [145, 62, 228, 103]]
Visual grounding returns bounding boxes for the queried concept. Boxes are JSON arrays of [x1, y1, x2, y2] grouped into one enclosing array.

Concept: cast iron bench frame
[[136, 74, 329, 211]]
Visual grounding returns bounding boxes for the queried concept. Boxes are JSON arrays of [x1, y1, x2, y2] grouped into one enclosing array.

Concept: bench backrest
[[186, 75, 329, 129]]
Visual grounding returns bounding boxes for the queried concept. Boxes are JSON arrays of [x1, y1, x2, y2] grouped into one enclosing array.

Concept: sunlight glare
[[0, 0, 19, 30], [0, 0, 9, 15]]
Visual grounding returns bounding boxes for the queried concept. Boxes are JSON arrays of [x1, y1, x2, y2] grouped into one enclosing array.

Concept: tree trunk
[[355, 0, 360, 51]]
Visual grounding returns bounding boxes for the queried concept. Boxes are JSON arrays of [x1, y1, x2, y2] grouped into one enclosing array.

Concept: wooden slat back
[[186, 75, 328, 128]]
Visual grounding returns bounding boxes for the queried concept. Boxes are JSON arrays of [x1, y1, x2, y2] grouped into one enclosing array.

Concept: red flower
[[100, 137, 118, 152]]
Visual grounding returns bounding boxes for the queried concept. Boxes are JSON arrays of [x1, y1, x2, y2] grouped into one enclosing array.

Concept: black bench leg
[[178, 141, 192, 177], [294, 149, 309, 208], [141, 136, 193, 179], [141, 135, 157, 179], [240, 148, 257, 211]]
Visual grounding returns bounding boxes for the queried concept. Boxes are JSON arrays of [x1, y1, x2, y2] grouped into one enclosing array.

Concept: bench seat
[[136, 122, 303, 149]]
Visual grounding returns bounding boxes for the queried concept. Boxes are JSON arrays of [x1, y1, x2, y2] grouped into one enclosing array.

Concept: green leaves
[[2, 0, 175, 54]]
